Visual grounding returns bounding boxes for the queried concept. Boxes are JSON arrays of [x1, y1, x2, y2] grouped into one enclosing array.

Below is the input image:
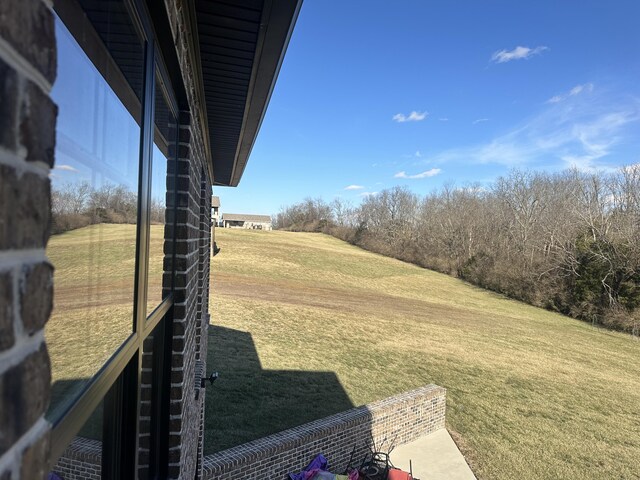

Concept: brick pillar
[[166, 112, 211, 479], [194, 169, 211, 478], [195, 168, 212, 365], [0, 0, 57, 478]]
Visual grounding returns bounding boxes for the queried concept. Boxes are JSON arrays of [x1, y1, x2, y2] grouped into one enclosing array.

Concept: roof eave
[[221, 0, 302, 187]]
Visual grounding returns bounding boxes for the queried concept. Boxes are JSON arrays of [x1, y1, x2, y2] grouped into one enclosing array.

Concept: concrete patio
[[390, 429, 476, 480]]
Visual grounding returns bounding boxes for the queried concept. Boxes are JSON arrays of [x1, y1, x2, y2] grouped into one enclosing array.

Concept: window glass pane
[[51, 398, 104, 479], [46, 10, 143, 420], [147, 74, 176, 312]]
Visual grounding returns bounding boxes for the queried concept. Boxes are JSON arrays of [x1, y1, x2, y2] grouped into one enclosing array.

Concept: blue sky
[[218, 0, 640, 216]]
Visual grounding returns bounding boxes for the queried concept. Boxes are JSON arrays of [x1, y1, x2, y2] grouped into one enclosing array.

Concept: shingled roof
[[223, 213, 272, 223], [212, 196, 221, 208]]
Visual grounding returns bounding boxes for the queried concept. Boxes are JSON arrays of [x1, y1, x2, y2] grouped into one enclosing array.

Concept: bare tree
[[274, 167, 640, 333]]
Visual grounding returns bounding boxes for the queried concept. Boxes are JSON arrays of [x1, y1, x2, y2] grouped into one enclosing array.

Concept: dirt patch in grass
[[215, 271, 485, 326], [449, 428, 480, 475]]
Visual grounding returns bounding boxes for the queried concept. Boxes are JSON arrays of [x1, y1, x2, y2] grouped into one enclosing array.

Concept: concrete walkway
[[389, 429, 476, 480]]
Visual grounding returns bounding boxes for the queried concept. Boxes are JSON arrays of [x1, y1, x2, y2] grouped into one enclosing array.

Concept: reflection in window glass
[[147, 75, 176, 312], [140, 318, 167, 472], [46, 15, 143, 420], [50, 398, 103, 478]]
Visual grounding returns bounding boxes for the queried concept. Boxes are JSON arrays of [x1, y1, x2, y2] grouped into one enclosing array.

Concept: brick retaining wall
[[51, 437, 101, 480], [203, 384, 446, 480], [49, 385, 445, 480]]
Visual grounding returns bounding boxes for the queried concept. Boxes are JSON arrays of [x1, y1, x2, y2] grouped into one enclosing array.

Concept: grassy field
[[206, 228, 640, 480], [45, 224, 640, 478], [46, 223, 165, 420]]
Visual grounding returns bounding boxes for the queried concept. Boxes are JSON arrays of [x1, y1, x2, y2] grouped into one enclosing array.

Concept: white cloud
[[393, 111, 428, 123], [359, 191, 378, 197], [473, 118, 489, 125], [491, 45, 548, 63], [394, 168, 442, 179], [558, 111, 632, 171], [415, 89, 640, 172], [55, 164, 79, 172], [570, 83, 594, 95], [401, 150, 424, 159], [546, 83, 594, 104], [344, 184, 364, 190]]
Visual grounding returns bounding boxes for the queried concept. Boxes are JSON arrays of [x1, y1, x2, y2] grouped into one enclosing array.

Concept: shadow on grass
[[204, 325, 355, 454], [50, 379, 103, 441]]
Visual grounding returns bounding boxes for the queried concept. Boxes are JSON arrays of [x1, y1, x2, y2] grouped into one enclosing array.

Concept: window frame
[[147, 63, 180, 317], [49, 0, 181, 476]]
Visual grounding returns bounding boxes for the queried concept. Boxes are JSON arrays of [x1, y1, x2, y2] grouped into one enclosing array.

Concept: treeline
[[52, 181, 164, 234], [275, 167, 640, 335]]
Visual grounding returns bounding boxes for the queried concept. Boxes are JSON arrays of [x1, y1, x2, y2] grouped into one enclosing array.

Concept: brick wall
[[165, 114, 211, 479], [51, 438, 101, 480], [162, 0, 214, 477], [52, 94, 213, 480], [0, 0, 57, 478], [47, 386, 446, 480], [203, 385, 447, 480]]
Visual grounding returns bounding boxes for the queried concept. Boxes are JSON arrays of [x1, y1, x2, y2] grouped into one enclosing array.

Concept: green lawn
[[205, 228, 640, 480]]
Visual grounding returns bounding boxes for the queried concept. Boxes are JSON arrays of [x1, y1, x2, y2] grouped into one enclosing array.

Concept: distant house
[[223, 213, 273, 230], [212, 196, 221, 225]]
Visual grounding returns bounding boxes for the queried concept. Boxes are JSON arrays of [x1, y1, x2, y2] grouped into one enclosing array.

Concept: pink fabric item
[[388, 468, 413, 480]]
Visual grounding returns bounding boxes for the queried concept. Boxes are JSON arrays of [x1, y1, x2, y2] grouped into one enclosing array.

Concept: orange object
[[388, 468, 413, 480]]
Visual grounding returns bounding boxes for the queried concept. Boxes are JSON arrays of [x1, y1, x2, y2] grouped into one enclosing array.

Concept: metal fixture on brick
[[201, 372, 219, 389]]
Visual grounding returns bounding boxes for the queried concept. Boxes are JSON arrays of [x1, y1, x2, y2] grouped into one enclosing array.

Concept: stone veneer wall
[[203, 385, 446, 480], [0, 0, 57, 478]]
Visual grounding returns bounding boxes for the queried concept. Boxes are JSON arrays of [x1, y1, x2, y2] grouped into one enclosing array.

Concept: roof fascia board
[[228, 0, 303, 187], [185, 0, 215, 185]]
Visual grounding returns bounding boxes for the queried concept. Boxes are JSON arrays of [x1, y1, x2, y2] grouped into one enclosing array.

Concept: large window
[[148, 72, 177, 312], [46, 0, 180, 476], [48, 10, 143, 421]]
